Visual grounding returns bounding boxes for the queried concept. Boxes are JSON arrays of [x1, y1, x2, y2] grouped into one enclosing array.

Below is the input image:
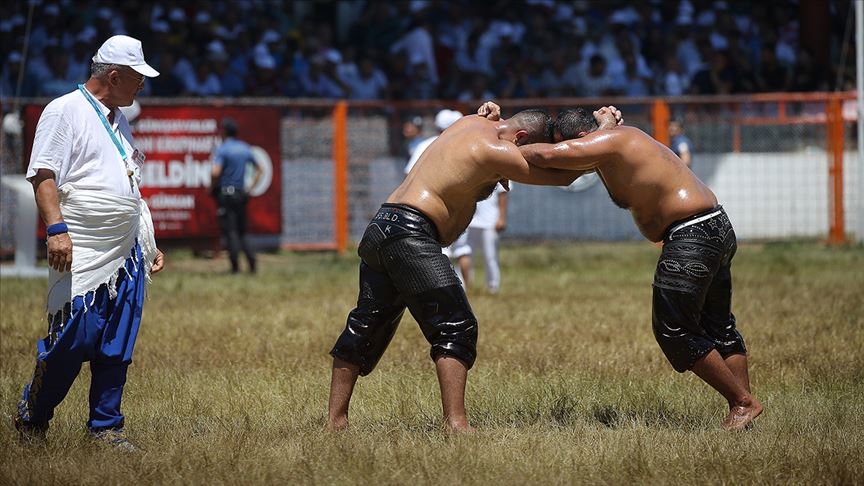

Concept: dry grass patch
[[1, 242, 861, 485]]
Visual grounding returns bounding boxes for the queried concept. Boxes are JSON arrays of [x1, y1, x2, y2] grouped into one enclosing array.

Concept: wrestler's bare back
[[388, 116, 516, 245]]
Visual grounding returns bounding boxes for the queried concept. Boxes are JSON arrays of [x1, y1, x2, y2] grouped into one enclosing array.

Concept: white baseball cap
[[435, 109, 463, 131], [92, 35, 160, 77]]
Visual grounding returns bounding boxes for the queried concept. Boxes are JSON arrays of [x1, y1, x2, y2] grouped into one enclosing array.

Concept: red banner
[[24, 104, 282, 238]]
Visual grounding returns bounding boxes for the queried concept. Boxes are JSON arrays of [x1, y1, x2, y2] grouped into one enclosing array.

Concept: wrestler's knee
[[717, 337, 746, 359], [702, 313, 747, 358], [406, 285, 478, 370], [652, 322, 716, 373], [330, 307, 403, 376], [428, 321, 477, 369]]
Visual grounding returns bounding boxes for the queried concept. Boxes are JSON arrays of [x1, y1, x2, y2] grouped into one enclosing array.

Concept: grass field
[[1, 241, 862, 485]]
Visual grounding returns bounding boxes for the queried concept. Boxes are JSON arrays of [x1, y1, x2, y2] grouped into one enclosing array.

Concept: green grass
[[1, 242, 862, 485]]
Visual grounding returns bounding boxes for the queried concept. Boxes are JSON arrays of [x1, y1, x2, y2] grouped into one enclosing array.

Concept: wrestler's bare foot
[[721, 398, 763, 431], [443, 417, 476, 434], [326, 416, 349, 432]]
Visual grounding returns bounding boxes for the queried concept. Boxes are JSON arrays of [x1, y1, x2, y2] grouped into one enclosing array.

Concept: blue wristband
[[46, 222, 68, 236]]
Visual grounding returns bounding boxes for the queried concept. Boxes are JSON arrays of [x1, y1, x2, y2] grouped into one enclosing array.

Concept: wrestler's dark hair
[[555, 108, 599, 140], [509, 109, 554, 143]]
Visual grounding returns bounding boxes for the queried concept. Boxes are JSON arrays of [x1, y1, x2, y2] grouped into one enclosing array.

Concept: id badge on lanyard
[[77, 84, 139, 190]]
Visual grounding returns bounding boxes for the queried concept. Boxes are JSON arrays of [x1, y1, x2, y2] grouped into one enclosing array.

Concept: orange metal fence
[[0, 92, 859, 257]]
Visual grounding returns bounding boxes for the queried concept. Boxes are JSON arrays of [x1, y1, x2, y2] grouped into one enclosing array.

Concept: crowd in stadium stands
[[0, 0, 854, 104]]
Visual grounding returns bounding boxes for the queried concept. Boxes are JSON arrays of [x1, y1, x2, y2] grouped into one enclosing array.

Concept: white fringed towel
[[47, 185, 157, 314]]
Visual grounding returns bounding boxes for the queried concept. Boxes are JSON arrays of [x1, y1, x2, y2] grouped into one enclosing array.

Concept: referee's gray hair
[[90, 62, 124, 79]]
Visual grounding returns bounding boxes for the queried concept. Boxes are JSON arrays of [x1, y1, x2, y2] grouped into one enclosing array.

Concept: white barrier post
[[0, 175, 47, 278], [856, 0, 864, 243]]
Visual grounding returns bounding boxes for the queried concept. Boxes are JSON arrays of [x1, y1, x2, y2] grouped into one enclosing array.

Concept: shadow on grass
[[591, 403, 705, 431]]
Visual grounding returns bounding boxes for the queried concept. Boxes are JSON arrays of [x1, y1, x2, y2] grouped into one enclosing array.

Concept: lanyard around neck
[[77, 84, 127, 161]]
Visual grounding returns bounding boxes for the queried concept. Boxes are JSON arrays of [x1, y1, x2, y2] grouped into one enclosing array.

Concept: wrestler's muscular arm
[[520, 128, 623, 171], [31, 169, 72, 272], [474, 102, 621, 184], [483, 138, 587, 187]]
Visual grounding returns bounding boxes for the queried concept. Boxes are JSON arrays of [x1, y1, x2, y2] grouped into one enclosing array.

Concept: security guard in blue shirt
[[211, 117, 260, 273]]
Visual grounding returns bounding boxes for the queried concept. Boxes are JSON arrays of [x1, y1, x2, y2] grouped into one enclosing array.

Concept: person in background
[[417, 109, 509, 295], [147, 51, 187, 96], [450, 184, 509, 294], [404, 108, 463, 175], [401, 114, 425, 160], [211, 117, 261, 274], [341, 55, 389, 100], [669, 118, 692, 168], [15, 34, 164, 451]]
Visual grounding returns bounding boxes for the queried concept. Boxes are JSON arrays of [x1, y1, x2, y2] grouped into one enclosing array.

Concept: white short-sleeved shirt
[[470, 184, 508, 229], [26, 87, 141, 198]]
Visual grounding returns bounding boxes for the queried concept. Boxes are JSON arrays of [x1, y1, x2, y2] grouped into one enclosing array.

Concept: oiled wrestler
[[520, 108, 763, 431], [328, 103, 622, 432]]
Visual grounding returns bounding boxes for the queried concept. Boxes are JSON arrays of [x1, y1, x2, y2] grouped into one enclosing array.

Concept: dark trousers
[[217, 191, 256, 273]]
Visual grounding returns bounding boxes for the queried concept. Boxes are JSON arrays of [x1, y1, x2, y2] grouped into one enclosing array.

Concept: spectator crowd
[[0, 0, 855, 104]]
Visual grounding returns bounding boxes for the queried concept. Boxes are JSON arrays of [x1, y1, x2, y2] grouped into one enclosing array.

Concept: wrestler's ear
[[513, 129, 529, 146]]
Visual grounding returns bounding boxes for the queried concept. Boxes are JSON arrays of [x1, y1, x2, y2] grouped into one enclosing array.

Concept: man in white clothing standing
[[451, 185, 509, 294], [15, 35, 164, 451]]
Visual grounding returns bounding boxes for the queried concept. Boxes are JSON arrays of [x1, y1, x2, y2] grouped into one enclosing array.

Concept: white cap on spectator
[[435, 109, 462, 131], [3, 111, 23, 136], [92, 35, 160, 77]]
